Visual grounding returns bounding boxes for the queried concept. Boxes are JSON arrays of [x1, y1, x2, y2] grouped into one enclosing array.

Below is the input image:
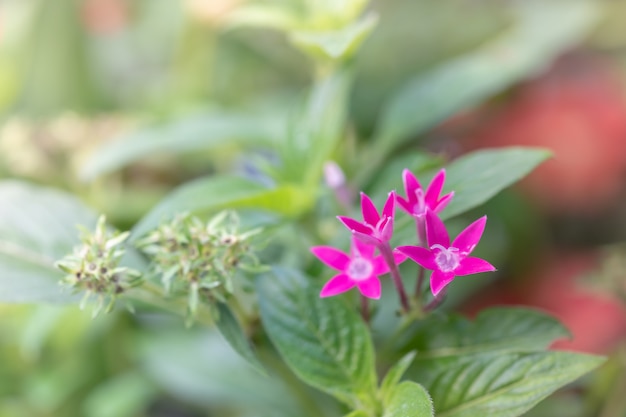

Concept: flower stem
[[424, 289, 447, 312], [379, 243, 410, 313], [360, 295, 370, 324], [415, 266, 425, 298]]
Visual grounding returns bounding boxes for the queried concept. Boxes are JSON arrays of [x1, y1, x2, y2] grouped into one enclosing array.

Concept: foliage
[[0, 0, 609, 416]]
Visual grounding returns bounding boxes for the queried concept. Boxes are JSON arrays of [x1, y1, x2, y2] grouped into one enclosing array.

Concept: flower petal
[[357, 277, 381, 299], [372, 255, 388, 275], [310, 246, 350, 271], [425, 169, 446, 206], [430, 269, 455, 296], [393, 251, 407, 266], [433, 192, 454, 214], [452, 216, 486, 255], [337, 216, 373, 236], [320, 274, 356, 297], [396, 245, 437, 270], [396, 196, 413, 215], [455, 256, 496, 276], [425, 210, 450, 247], [382, 191, 396, 219], [379, 216, 394, 243], [360, 192, 380, 226], [402, 169, 421, 202], [351, 237, 376, 259], [353, 231, 381, 246]]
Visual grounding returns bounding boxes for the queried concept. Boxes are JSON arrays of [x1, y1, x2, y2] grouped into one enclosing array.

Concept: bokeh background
[[1, 0, 626, 416]]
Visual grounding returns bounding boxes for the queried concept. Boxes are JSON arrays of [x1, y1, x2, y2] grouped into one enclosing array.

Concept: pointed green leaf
[[441, 147, 551, 219], [373, 1, 598, 155], [383, 381, 434, 417], [418, 351, 604, 417], [80, 111, 284, 181], [397, 307, 570, 359], [131, 176, 311, 240], [138, 330, 301, 416], [0, 181, 97, 303], [257, 267, 377, 405], [380, 351, 417, 404], [393, 147, 550, 237], [215, 302, 265, 375], [277, 69, 350, 187]]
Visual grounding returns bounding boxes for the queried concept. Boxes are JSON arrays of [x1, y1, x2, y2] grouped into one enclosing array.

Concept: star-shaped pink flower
[[397, 169, 454, 218], [337, 191, 396, 246], [311, 237, 405, 299], [396, 210, 495, 296]]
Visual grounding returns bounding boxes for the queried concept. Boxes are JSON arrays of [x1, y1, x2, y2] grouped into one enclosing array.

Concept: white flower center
[[347, 257, 373, 281], [431, 244, 460, 272]]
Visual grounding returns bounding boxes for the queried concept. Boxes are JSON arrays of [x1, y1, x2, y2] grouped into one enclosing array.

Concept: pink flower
[[397, 169, 454, 218], [337, 191, 396, 246], [396, 210, 495, 296], [312, 237, 405, 299]]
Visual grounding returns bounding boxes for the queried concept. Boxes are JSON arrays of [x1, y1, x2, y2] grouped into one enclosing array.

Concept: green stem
[[415, 266, 425, 299], [361, 295, 370, 324]]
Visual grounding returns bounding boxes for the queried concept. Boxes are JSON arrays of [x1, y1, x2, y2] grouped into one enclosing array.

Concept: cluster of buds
[[56, 215, 142, 317], [136, 211, 262, 324]]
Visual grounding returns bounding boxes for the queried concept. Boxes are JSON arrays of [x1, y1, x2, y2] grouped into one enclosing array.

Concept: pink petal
[[372, 255, 388, 275], [320, 274, 356, 297], [455, 256, 496, 276], [351, 237, 376, 259], [425, 210, 450, 247], [430, 270, 455, 296], [425, 169, 446, 206], [357, 277, 381, 299], [395, 245, 437, 270], [360, 192, 380, 226], [452, 216, 486, 255], [371, 252, 405, 275], [379, 216, 394, 243], [337, 216, 373, 236], [402, 169, 422, 202], [433, 192, 454, 214], [396, 196, 413, 215], [393, 251, 407, 266], [382, 191, 396, 219], [310, 246, 350, 271], [353, 231, 381, 246]]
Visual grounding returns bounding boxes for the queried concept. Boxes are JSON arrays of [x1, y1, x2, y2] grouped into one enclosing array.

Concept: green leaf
[[257, 267, 377, 405], [372, 1, 598, 157], [383, 381, 434, 417], [277, 69, 350, 187], [83, 372, 157, 417], [290, 13, 378, 61], [0, 181, 97, 303], [380, 351, 417, 404], [80, 111, 284, 181], [441, 147, 550, 219], [138, 329, 303, 416], [418, 351, 604, 417], [392, 147, 549, 237], [343, 411, 370, 417], [131, 176, 311, 240], [215, 302, 265, 375], [397, 307, 570, 359]]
